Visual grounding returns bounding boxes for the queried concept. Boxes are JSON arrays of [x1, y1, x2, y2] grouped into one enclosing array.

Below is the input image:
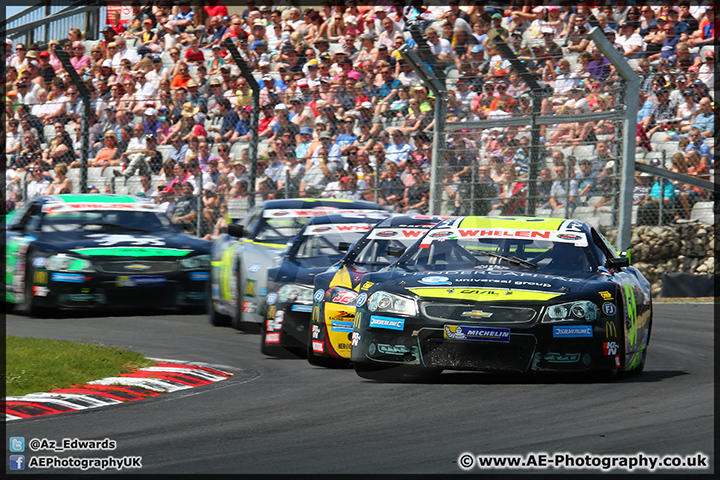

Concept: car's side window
[[13, 203, 41, 233], [589, 228, 611, 266]]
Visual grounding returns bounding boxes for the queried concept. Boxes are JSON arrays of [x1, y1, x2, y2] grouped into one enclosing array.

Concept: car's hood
[[386, 268, 593, 302], [35, 230, 210, 257]]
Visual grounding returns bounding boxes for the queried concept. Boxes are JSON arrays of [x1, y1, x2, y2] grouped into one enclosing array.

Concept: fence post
[[223, 38, 260, 208], [54, 46, 90, 194]]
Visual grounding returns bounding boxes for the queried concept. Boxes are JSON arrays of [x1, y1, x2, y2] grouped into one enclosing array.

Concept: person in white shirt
[[111, 37, 140, 73], [615, 22, 644, 59], [425, 27, 455, 66], [25, 165, 51, 200]]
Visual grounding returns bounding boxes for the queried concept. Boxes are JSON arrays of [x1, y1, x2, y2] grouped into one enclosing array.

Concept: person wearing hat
[[136, 18, 161, 57]]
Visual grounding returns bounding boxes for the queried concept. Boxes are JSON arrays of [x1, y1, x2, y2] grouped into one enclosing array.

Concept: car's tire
[[354, 362, 407, 382], [260, 327, 297, 358], [20, 264, 44, 318], [306, 332, 350, 368], [207, 279, 230, 327]]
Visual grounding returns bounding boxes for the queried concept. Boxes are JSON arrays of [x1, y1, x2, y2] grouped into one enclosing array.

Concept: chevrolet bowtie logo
[[124, 264, 151, 271], [461, 310, 493, 318]]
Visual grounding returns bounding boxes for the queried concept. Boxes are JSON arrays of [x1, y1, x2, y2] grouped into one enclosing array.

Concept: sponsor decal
[[51, 273, 85, 283], [267, 292, 277, 305], [248, 263, 262, 273], [332, 291, 356, 304], [124, 264, 151, 271], [419, 276, 452, 286], [351, 331, 360, 347], [603, 341, 619, 356], [291, 305, 313, 312], [599, 291, 613, 301], [443, 325, 511, 342], [544, 352, 580, 363], [430, 231, 453, 237], [360, 281, 374, 291], [331, 321, 354, 332], [615, 355, 621, 367], [557, 233, 581, 240], [274, 310, 285, 328], [553, 325, 593, 338], [245, 280, 256, 297], [602, 302, 616, 316], [312, 340, 324, 353], [314, 289, 324, 302], [32, 257, 48, 268], [376, 230, 398, 237], [72, 247, 192, 257], [265, 333, 281, 344], [267, 305, 276, 319], [116, 275, 166, 287], [353, 311, 362, 329], [312, 226, 332, 233], [32, 286, 49, 297], [87, 234, 165, 246], [605, 320, 617, 339], [260, 288, 267, 297], [242, 301, 256, 313], [65, 293, 99, 302], [356, 292, 367, 307], [33, 271, 48, 285], [369, 315, 405, 331], [312, 324, 320, 339], [377, 344, 418, 356], [189, 271, 210, 281], [460, 310, 493, 318]]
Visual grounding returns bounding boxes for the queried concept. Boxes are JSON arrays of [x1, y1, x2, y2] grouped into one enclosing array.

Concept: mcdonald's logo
[[605, 320, 617, 339]]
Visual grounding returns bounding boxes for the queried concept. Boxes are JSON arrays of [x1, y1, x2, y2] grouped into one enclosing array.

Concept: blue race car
[[261, 211, 389, 358]]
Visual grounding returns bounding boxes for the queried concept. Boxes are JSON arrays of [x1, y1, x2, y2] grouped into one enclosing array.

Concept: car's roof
[[442, 216, 592, 233], [261, 198, 383, 211], [376, 215, 453, 228], [305, 212, 388, 226], [39, 194, 146, 204]]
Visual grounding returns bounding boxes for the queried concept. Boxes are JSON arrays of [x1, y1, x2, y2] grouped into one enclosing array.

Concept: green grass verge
[[4, 336, 156, 397]]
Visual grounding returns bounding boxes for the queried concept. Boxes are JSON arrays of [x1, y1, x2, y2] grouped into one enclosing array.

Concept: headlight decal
[[541, 300, 599, 323], [179, 255, 211, 271], [278, 284, 314, 304], [367, 291, 417, 316], [46, 254, 94, 273]]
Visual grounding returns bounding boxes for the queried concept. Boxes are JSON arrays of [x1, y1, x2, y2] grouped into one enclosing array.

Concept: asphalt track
[[5, 303, 714, 474]]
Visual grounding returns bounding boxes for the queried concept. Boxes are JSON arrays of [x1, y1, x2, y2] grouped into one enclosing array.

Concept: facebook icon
[[10, 455, 25, 470]]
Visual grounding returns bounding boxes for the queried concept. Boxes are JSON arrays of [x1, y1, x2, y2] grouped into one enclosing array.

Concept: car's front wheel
[[207, 278, 230, 327]]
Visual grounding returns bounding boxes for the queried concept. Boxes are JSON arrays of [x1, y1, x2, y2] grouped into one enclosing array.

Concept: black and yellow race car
[[349, 216, 653, 381], [261, 211, 389, 358], [308, 215, 450, 367]]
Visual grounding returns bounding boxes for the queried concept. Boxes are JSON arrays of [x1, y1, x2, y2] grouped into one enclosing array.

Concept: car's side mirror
[[228, 224, 244, 238], [387, 247, 406, 258], [338, 242, 351, 252], [607, 257, 629, 269]]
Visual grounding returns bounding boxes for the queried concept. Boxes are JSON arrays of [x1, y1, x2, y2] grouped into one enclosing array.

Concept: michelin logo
[[444, 325, 510, 342], [553, 325, 593, 338]]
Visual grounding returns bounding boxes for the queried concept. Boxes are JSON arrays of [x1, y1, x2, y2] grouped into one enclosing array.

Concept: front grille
[[421, 301, 537, 325], [95, 260, 178, 274], [421, 337, 536, 372], [105, 287, 176, 307]]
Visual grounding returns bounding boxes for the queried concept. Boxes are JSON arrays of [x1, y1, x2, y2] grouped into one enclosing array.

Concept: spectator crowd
[[5, 1, 715, 237]]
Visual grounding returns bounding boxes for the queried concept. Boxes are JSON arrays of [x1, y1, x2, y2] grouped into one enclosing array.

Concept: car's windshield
[[41, 209, 173, 233], [293, 223, 375, 268], [255, 217, 308, 244], [398, 234, 592, 275], [349, 228, 430, 272]]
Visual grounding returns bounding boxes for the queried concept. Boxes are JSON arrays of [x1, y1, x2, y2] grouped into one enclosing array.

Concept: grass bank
[[4, 336, 155, 397]]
